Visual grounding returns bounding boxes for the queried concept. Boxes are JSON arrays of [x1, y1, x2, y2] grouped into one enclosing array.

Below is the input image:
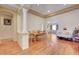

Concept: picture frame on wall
[[4, 19, 11, 25]]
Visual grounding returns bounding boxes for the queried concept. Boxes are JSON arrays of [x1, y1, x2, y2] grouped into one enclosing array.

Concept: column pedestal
[[18, 33, 29, 50]]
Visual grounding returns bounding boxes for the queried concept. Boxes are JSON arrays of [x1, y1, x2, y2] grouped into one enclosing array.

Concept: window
[[52, 24, 58, 30]]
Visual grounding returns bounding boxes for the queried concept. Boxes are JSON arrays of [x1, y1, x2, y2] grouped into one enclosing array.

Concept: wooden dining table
[[29, 31, 46, 42]]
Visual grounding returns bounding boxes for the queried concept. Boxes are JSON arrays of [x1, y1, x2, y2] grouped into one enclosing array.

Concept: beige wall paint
[[0, 7, 46, 41], [47, 9, 79, 33], [1, 7, 79, 40], [0, 8, 17, 41], [0, 16, 12, 39], [27, 13, 45, 31]]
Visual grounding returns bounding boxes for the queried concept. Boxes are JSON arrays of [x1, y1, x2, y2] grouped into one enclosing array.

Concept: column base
[[18, 33, 29, 50]]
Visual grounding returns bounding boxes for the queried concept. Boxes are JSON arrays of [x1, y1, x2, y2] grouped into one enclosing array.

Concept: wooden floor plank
[[0, 39, 79, 55]]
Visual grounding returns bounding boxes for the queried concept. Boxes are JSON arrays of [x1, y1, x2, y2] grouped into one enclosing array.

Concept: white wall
[[27, 13, 45, 31], [0, 7, 17, 41], [47, 9, 79, 33], [0, 12, 46, 40], [0, 15, 15, 40]]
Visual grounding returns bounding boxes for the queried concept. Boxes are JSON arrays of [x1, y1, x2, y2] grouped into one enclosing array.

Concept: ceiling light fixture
[[47, 21, 50, 24], [48, 10, 50, 12], [63, 4, 66, 6]]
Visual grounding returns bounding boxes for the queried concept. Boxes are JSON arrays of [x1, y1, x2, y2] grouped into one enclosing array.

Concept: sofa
[[56, 30, 73, 41]]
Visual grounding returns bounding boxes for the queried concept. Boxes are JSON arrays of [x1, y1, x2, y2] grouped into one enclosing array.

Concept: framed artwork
[[4, 19, 11, 25]]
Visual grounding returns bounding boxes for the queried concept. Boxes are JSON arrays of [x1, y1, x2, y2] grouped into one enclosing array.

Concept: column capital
[[17, 4, 31, 11]]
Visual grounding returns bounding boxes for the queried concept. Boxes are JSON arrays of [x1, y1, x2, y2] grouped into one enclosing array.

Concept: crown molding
[[28, 5, 79, 18], [0, 4, 79, 19], [0, 7, 17, 15], [28, 9, 46, 18], [44, 4, 79, 18]]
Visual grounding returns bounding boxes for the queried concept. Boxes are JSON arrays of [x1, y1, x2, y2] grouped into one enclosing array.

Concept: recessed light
[[47, 21, 50, 23], [48, 10, 50, 12], [63, 4, 66, 6]]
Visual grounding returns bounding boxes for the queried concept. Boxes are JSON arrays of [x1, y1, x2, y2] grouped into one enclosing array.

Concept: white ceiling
[[0, 4, 31, 11], [0, 4, 18, 11], [31, 4, 73, 15], [0, 4, 74, 15]]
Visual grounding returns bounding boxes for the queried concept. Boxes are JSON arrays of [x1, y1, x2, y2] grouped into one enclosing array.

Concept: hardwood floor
[[19, 40, 55, 55], [58, 40, 79, 55], [0, 40, 22, 55], [0, 39, 79, 55]]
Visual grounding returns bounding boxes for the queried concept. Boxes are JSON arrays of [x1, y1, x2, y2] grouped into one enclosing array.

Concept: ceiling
[[31, 4, 73, 15], [0, 4, 78, 18], [0, 4, 31, 11], [0, 4, 73, 14]]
